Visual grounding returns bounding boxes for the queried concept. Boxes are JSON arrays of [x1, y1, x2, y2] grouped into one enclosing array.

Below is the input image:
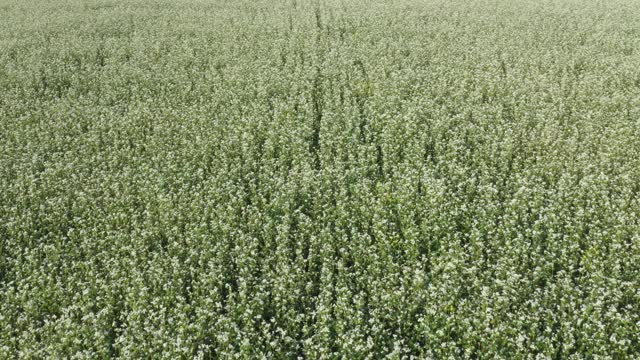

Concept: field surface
[[1, 0, 640, 358]]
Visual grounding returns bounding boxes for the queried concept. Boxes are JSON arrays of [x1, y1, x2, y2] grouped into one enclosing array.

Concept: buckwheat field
[[1, 0, 639, 358]]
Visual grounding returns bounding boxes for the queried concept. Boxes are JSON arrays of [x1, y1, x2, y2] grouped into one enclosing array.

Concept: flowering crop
[[1, 0, 639, 358]]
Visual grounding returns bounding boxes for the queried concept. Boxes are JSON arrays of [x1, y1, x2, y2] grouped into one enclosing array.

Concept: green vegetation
[[1, 0, 639, 358]]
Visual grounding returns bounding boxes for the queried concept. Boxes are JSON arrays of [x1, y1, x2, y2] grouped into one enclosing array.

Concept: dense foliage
[[1, 0, 639, 358]]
